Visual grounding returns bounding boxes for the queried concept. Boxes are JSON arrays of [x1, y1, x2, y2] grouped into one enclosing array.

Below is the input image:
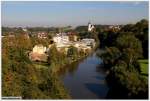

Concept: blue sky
[[2, 1, 149, 27]]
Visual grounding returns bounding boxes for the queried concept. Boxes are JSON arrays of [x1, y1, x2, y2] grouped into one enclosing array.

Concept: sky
[[1, 1, 149, 27]]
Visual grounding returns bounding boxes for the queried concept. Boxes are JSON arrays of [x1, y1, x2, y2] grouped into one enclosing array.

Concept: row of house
[[29, 23, 96, 62], [29, 32, 95, 62], [108, 25, 121, 32], [53, 32, 95, 51]]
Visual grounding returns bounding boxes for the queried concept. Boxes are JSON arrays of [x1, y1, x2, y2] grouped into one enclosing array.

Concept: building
[[109, 25, 121, 32], [52, 31, 95, 55], [74, 41, 92, 54], [53, 32, 69, 44], [29, 44, 48, 62], [67, 32, 78, 41], [37, 32, 48, 39], [81, 38, 96, 47], [32, 44, 47, 54], [88, 22, 95, 32]]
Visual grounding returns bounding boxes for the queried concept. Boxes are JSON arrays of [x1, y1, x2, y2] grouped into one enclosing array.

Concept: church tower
[[88, 22, 94, 32]]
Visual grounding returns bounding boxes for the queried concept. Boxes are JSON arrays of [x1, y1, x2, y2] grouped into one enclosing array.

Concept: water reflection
[[57, 58, 84, 77], [58, 51, 109, 99], [85, 83, 108, 98]]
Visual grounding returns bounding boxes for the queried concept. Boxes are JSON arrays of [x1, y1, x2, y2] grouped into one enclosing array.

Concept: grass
[[138, 59, 148, 78]]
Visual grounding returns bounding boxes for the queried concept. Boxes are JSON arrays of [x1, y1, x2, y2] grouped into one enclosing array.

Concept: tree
[[135, 19, 148, 59], [100, 47, 121, 68], [67, 46, 78, 60], [100, 20, 148, 99], [116, 34, 143, 68], [107, 61, 148, 99], [121, 19, 148, 58], [47, 44, 58, 65]]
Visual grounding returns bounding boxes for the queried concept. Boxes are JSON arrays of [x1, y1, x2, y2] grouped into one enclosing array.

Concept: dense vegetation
[[2, 33, 70, 99], [98, 19, 148, 99], [2, 25, 96, 99], [47, 44, 92, 73]]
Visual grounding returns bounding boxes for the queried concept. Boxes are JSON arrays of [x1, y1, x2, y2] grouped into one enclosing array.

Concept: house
[[37, 32, 48, 39], [109, 25, 121, 32], [52, 32, 95, 55], [67, 32, 78, 41], [32, 44, 47, 54], [81, 38, 96, 48], [29, 44, 48, 62], [53, 33, 69, 44]]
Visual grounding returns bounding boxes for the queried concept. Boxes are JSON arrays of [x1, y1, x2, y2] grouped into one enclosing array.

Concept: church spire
[[88, 21, 94, 32]]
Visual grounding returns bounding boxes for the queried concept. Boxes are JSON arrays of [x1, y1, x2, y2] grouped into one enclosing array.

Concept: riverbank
[[48, 48, 96, 73], [32, 62, 71, 99], [51, 54, 89, 73], [59, 51, 109, 99], [32, 45, 105, 98]]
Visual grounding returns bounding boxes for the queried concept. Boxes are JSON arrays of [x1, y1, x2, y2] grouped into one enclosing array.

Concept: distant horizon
[[2, 19, 146, 28], [2, 1, 149, 27]]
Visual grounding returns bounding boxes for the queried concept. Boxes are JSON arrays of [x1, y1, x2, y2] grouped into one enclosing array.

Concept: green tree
[[116, 34, 143, 68], [67, 46, 78, 60], [100, 47, 121, 68], [47, 44, 58, 65]]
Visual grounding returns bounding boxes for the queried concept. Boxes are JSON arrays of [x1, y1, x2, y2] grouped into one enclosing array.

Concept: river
[[58, 51, 109, 99]]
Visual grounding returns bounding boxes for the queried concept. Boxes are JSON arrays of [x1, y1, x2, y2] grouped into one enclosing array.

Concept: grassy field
[[138, 59, 148, 77]]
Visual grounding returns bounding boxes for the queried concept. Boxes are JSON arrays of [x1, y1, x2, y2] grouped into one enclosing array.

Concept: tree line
[[97, 19, 148, 99]]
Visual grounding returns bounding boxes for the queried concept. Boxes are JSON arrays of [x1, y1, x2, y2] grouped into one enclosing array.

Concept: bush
[[107, 63, 148, 99]]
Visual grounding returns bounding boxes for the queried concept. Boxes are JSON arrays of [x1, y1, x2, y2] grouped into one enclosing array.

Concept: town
[[2, 22, 98, 63], [29, 22, 96, 62], [2, 22, 123, 63], [2, 20, 148, 99], [2, 1, 148, 99]]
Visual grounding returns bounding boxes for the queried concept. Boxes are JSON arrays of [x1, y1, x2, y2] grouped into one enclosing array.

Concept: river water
[[58, 51, 109, 99]]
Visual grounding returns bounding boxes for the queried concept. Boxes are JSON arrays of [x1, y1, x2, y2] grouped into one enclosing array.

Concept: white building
[[53, 33, 69, 44], [29, 44, 48, 62], [109, 25, 121, 30], [53, 35, 62, 43], [52, 32, 95, 54], [38, 32, 47, 39], [32, 44, 47, 54], [88, 22, 95, 32], [81, 38, 95, 47]]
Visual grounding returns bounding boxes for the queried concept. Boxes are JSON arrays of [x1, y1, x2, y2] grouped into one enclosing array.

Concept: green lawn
[[138, 59, 148, 77]]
